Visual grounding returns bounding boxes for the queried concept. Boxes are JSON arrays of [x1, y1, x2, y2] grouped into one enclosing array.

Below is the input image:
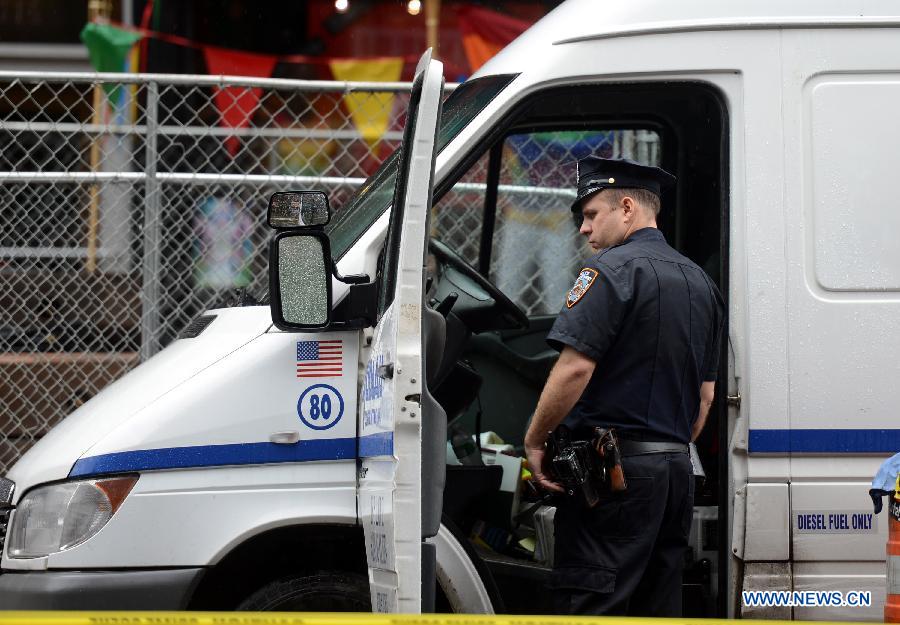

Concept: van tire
[[237, 572, 371, 611]]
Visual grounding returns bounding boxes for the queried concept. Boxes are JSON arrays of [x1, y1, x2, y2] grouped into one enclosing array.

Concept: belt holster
[[594, 427, 628, 493]]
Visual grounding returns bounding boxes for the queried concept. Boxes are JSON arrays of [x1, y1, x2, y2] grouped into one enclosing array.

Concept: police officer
[[524, 157, 724, 617]]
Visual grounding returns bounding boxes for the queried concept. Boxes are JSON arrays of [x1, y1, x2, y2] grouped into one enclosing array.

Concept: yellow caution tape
[[0, 613, 863, 625]]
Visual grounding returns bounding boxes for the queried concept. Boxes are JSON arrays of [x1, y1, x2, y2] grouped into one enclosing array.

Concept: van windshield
[[326, 73, 518, 259]]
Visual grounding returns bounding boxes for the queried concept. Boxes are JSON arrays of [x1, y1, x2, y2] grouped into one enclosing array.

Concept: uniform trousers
[[550, 451, 694, 616]]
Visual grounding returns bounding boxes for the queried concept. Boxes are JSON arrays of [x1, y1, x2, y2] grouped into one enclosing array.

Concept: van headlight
[[7, 476, 138, 558]]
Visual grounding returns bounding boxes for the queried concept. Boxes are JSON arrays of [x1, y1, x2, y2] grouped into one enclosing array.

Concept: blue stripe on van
[[358, 432, 394, 458], [69, 437, 357, 477], [749, 429, 900, 454]]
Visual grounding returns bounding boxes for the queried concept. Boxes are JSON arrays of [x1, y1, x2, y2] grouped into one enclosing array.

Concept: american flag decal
[[296, 340, 343, 378]]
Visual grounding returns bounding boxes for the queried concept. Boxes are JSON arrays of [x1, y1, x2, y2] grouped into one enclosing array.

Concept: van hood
[[6, 307, 272, 499]]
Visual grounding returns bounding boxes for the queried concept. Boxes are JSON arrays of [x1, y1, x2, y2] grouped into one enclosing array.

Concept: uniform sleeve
[[546, 262, 630, 363], [703, 282, 726, 381]]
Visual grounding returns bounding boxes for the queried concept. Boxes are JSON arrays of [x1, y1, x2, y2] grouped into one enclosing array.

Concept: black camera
[[548, 427, 606, 507]]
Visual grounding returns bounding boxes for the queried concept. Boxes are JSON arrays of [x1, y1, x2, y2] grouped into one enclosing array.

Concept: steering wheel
[[429, 238, 529, 330]]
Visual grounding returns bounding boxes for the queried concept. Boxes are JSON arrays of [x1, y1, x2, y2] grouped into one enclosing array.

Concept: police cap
[[571, 156, 676, 213]]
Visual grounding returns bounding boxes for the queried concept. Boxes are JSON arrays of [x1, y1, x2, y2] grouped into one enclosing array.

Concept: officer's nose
[[579, 217, 591, 236]]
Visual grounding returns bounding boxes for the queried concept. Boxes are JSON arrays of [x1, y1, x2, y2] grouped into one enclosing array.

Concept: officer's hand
[[524, 443, 565, 493]]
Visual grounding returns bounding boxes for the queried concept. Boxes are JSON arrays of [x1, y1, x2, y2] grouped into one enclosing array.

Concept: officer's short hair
[[604, 187, 661, 216]]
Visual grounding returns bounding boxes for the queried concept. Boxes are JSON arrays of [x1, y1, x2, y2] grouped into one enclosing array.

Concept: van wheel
[[237, 572, 371, 611]]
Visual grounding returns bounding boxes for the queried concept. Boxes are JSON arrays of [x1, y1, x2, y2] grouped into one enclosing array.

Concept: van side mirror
[[269, 231, 332, 330], [267, 191, 330, 228]]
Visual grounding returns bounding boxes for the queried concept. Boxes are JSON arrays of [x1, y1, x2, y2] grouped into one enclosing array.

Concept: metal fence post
[[141, 80, 161, 361]]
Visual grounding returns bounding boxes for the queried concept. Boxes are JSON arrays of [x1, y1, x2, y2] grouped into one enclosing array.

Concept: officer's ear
[[620, 195, 638, 221]]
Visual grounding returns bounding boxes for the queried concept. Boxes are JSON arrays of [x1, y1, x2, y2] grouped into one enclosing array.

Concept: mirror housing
[[269, 231, 332, 330], [267, 191, 331, 229]]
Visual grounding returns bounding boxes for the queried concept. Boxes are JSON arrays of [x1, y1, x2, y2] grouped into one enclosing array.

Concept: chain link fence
[[0, 71, 659, 475], [0, 71, 444, 473]]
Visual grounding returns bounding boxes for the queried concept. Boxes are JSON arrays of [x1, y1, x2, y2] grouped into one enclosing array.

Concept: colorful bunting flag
[[329, 58, 404, 153], [80, 16, 478, 158], [456, 6, 530, 73], [79, 23, 143, 105], [203, 47, 278, 156]]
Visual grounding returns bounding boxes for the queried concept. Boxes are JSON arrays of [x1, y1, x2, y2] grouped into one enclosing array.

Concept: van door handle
[[377, 363, 394, 380], [726, 392, 741, 409], [270, 431, 300, 444]]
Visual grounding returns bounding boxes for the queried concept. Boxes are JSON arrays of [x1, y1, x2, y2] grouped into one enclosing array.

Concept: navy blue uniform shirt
[[547, 227, 725, 444]]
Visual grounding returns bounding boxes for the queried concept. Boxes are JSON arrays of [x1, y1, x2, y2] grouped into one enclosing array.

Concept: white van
[[2, 0, 899, 620]]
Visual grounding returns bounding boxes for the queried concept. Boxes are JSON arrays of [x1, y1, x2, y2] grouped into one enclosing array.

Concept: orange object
[[886, 475, 900, 623], [457, 6, 530, 72]]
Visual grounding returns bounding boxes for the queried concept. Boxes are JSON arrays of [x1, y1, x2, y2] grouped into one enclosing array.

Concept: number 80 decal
[[297, 384, 345, 430]]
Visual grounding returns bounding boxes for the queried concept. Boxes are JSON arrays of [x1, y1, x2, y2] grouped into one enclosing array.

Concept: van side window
[[432, 129, 661, 316], [430, 152, 489, 268]]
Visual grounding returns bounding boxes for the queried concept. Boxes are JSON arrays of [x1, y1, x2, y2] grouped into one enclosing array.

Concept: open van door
[[358, 50, 445, 613]]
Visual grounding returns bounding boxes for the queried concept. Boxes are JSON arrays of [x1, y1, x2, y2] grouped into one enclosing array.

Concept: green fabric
[[80, 23, 142, 105]]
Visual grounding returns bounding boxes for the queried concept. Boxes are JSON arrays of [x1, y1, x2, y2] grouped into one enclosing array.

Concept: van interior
[[421, 81, 728, 616]]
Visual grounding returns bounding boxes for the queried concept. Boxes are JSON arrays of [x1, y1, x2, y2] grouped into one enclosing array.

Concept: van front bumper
[[0, 567, 204, 609]]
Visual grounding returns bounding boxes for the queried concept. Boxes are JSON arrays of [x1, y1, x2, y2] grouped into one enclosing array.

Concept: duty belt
[[618, 440, 688, 457]]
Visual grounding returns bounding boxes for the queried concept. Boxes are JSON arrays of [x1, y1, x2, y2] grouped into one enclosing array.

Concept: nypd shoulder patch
[[566, 267, 599, 308]]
